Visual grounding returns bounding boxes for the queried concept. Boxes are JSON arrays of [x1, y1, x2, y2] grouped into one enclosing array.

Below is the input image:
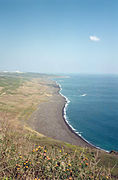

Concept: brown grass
[[0, 118, 113, 180], [0, 78, 53, 124], [0, 74, 118, 179]]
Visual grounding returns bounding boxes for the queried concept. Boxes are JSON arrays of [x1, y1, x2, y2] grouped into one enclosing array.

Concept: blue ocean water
[[56, 74, 118, 151]]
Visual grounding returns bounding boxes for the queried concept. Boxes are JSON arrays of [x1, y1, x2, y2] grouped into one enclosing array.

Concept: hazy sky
[[0, 0, 118, 74]]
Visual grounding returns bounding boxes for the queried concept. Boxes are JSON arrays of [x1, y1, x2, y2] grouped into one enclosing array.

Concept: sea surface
[[55, 74, 118, 151]]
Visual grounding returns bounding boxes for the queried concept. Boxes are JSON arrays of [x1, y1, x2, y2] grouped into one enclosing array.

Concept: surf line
[[55, 80, 109, 152]]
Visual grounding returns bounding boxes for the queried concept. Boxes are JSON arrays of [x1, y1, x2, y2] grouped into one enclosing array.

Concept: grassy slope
[[0, 72, 52, 122], [0, 72, 118, 179]]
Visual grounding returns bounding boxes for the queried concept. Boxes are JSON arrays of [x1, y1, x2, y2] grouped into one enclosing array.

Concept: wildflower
[[68, 163, 71, 167], [69, 177, 72, 180], [33, 149, 35, 152], [19, 155, 22, 158], [59, 150, 61, 152], [36, 148, 38, 151], [43, 153, 46, 159], [67, 169, 69, 171], [16, 164, 20, 170], [38, 146, 40, 148], [106, 176, 109, 179], [44, 153, 46, 156], [47, 156, 50, 160], [24, 163, 26, 165], [26, 160, 28, 163], [26, 166, 28, 168], [85, 163, 88, 166], [44, 150, 47, 153]]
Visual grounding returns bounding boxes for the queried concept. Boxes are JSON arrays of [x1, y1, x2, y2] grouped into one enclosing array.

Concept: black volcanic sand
[[28, 81, 94, 148]]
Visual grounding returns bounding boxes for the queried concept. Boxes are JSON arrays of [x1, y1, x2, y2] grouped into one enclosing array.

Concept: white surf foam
[[55, 81, 108, 153], [80, 94, 87, 97]]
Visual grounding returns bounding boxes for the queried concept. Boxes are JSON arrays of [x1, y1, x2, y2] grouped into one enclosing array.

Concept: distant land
[[0, 72, 118, 179]]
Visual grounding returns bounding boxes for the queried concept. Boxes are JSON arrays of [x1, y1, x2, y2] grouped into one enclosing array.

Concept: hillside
[[0, 72, 118, 180]]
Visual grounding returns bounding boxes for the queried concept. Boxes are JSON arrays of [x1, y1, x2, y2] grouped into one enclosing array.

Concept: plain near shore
[[28, 80, 93, 148]]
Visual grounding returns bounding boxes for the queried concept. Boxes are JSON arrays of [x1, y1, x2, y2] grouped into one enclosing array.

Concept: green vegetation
[[0, 72, 56, 95], [0, 72, 52, 94], [0, 72, 51, 119], [0, 72, 118, 179], [0, 119, 118, 180], [0, 76, 24, 95]]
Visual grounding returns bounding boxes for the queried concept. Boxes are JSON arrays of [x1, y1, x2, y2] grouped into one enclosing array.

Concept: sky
[[0, 0, 118, 74]]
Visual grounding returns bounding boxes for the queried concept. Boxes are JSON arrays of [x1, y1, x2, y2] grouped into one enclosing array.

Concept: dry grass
[[0, 119, 112, 180], [0, 76, 53, 124], [0, 73, 118, 179]]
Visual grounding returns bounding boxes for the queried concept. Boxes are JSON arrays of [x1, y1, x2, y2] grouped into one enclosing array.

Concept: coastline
[[56, 81, 98, 149], [27, 79, 95, 148], [57, 81, 109, 152]]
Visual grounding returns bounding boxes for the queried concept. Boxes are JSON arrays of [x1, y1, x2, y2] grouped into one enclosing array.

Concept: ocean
[[55, 74, 118, 151]]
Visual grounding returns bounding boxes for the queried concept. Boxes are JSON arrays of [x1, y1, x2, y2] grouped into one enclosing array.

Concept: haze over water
[[56, 74, 118, 151]]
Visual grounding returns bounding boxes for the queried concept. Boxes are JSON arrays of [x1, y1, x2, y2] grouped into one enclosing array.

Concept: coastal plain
[[28, 80, 91, 147], [0, 72, 118, 179], [0, 72, 90, 147]]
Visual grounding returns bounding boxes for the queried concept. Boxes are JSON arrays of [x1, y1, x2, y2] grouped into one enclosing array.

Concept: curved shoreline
[[56, 81, 109, 152], [28, 79, 103, 149], [56, 81, 97, 149]]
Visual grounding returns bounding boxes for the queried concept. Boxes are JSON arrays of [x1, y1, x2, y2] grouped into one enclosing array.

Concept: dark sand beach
[[28, 80, 93, 148]]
